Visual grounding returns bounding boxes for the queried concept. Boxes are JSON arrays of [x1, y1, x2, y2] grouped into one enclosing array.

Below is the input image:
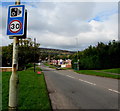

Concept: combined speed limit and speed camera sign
[[7, 5, 25, 36]]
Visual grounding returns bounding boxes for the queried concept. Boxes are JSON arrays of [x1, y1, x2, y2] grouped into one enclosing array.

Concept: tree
[[2, 38, 40, 70], [2, 44, 13, 67], [70, 40, 120, 70]]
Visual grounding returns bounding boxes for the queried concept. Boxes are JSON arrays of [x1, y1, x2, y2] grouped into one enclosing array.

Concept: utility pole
[[8, 0, 20, 110], [34, 38, 36, 72], [76, 37, 79, 71]]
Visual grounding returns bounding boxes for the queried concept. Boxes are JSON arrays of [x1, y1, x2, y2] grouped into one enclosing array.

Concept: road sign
[[9, 20, 22, 33], [7, 5, 25, 36]]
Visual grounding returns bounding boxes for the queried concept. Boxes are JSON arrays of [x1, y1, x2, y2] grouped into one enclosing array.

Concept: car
[[56, 66, 61, 70]]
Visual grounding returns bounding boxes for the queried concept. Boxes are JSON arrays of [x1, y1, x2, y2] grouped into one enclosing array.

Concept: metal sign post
[[8, 0, 24, 110], [9, 37, 19, 110]]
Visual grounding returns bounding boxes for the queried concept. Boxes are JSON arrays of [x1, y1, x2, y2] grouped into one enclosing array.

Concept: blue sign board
[[7, 5, 25, 36]]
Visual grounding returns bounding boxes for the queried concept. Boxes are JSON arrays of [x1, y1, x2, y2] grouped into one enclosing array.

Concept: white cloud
[[1, 5, 13, 46], [27, 2, 95, 36], [77, 13, 118, 49], [1, 2, 118, 51], [2, 0, 119, 2]]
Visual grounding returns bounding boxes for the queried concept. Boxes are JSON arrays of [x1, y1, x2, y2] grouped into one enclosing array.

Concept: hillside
[[38, 48, 75, 55]]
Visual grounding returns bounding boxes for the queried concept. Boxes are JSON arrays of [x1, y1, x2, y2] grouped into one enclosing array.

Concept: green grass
[[101, 68, 120, 74], [43, 63, 56, 69], [44, 63, 72, 70], [75, 70, 120, 79], [61, 67, 72, 70], [43, 63, 51, 67], [2, 67, 52, 110]]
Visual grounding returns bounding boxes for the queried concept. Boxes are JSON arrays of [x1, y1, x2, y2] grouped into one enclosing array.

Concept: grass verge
[[43, 63, 56, 69], [2, 67, 52, 110], [61, 67, 72, 70], [100, 68, 120, 74], [75, 70, 120, 79], [44, 63, 72, 70]]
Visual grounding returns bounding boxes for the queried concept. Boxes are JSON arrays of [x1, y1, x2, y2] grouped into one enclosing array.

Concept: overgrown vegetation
[[2, 67, 52, 110], [71, 40, 120, 70]]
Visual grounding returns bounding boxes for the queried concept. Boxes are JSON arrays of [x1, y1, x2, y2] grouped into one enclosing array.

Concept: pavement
[[40, 64, 119, 110]]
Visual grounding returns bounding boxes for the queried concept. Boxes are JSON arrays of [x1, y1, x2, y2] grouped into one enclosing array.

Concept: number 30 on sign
[[9, 20, 22, 33]]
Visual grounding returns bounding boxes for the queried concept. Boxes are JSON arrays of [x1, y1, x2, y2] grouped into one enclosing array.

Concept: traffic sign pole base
[[8, 106, 18, 111]]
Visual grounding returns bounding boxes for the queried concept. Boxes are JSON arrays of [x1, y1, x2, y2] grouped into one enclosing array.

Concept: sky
[[1, 0, 119, 51]]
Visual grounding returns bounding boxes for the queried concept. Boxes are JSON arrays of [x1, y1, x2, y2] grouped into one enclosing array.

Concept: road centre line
[[66, 74, 96, 86], [108, 89, 120, 94], [66, 75, 75, 79], [79, 79, 96, 86], [56, 71, 119, 94]]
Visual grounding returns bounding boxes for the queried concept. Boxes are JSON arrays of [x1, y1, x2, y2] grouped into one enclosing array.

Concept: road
[[40, 64, 119, 110]]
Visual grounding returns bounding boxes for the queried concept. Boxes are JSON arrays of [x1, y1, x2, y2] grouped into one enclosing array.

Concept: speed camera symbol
[[10, 7, 22, 17]]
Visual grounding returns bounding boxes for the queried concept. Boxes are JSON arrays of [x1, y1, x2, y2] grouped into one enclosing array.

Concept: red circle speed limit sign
[[9, 20, 22, 33]]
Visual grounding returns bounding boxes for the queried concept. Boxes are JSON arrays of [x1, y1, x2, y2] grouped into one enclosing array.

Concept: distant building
[[51, 59, 72, 68]]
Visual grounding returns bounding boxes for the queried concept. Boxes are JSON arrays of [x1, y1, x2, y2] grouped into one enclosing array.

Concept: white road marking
[[79, 79, 96, 86], [55, 72, 119, 93], [66, 75, 96, 86], [108, 89, 120, 94], [66, 75, 75, 79], [79, 79, 84, 82]]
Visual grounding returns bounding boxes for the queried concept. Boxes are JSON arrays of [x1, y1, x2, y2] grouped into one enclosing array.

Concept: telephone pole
[[8, 0, 20, 110]]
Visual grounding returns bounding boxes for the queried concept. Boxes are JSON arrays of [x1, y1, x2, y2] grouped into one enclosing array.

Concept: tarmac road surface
[[41, 64, 119, 110]]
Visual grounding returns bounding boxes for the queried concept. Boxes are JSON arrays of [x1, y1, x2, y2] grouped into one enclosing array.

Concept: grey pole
[[76, 37, 79, 70], [8, 0, 20, 110], [34, 38, 36, 72]]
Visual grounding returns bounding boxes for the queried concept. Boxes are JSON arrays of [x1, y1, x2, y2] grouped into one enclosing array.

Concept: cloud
[[2, 0, 119, 2], [77, 14, 118, 49], [1, 5, 13, 46], [27, 2, 95, 36], [1, 2, 118, 51]]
